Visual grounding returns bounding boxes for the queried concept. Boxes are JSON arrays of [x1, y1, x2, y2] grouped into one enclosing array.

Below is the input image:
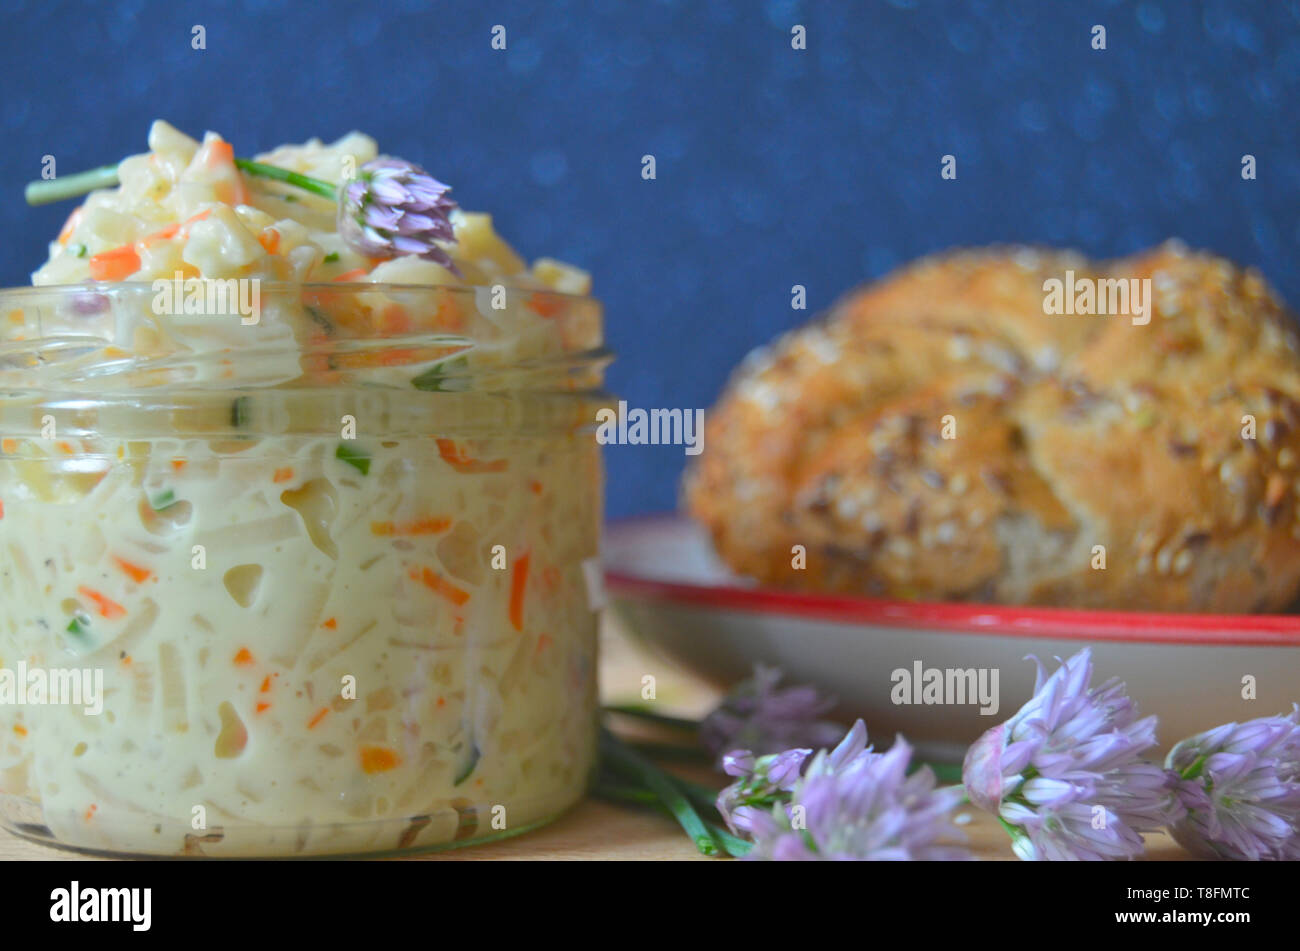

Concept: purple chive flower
[[963, 649, 1180, 861], [743, 720, 970, 861], [716, 746, 812, 836], [700, 665, 845, 766], [337, 157, 459, 272], [1165, 706, 1300, 861]]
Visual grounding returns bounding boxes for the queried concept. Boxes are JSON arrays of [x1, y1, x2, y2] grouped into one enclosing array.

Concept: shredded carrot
[[139, 209, 213, 247], [321, 617, 337, 630], [78, 586, 126, 620], [258, 227, 281, 255], [3, 438, 17, 454], [171, 458, 186, 471], [359, 746, 401, 773], [509, 553, 530, 632], [381, 347, 419, 367], [57, 441, 74, 454], [370, 516, 452, 537], [332, 267, 369, 282], [112, 556, 153, 584], [232, 647, 254, 666], [410, 566, 470, 606], [142, 223, 179, 243], [528, 292, 564, 318], [12, 724, 26, 737], [542, 564, 561, 592], [433, 291, 463, 330], [259, 676, 273, 694], [121, 655, 132, 666], [0, 500, 4, 520], [273, 467, 294, 483], [436, 696, 446, 708], [205, 140, 250, 205], [208, 140, 234, 167], [529, 480, 544, 495], [84, 804, 97, 822], [307, 707, 330, 729], [381, 303, 412, 334], [88, 244, 141, 281], [435, 438, 508, 473], [255, 701, 271, 714], [536, 633, 553, 653]]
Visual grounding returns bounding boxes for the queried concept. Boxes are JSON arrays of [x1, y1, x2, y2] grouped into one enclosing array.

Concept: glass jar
[[0, 281, 609, 856]]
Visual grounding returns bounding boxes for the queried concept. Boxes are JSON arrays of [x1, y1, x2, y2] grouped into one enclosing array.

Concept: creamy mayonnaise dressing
[[0, 121, 603, 855]]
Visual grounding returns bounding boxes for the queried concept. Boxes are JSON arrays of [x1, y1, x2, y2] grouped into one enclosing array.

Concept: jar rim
[[0, 279, 606, 394], [0, 281, 598, 303]]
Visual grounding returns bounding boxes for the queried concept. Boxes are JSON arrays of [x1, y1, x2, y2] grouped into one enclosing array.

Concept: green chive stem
[[599, 727, 719, 856], [233, 159, 337, 200], [24, 158, 338, 207], [602, 704, 702, 732], [625, 740, 712, 763], [25, 163, 120, 206]]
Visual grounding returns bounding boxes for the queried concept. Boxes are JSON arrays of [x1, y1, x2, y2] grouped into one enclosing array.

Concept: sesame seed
[[886, 538, 913, 559], [1156, 546, 1173, 575]]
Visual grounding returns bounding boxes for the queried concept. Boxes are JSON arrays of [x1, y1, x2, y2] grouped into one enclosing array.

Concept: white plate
[[605, 515, 1300, 758]]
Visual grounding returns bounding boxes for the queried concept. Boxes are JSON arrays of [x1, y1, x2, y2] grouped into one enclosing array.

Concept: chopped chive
[[149, 489, 177, 511], [66, 617, 89, 638], [453, 743, 480, 786], [323, 251, 339, 263], [304, 304, 335, 336], [282, 194, 298, 203], [68, 243, 88, 258], [335, 442, 371, 475], [411, 355, 469, 392], [230, 395, 252, 429]]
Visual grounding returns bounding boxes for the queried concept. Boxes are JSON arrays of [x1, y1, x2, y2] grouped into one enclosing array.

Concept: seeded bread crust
[[683, 242, 1300, 612]]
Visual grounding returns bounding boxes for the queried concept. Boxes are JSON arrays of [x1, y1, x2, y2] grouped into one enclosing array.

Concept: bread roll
[[684, 242, 1300, 612]]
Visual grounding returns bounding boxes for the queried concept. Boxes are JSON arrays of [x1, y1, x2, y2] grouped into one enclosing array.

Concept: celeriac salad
[[0, 121, 605, 855]]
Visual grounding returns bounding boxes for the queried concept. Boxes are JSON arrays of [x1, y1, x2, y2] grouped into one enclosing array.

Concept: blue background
[[1, 0, 1297, 517]]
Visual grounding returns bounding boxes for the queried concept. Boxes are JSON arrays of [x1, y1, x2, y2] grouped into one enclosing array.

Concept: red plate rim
[[604, 514, 1300, 647]]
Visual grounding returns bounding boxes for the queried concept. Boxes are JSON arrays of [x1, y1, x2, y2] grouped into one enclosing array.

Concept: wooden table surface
[[0, 615, 1192, 862]]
